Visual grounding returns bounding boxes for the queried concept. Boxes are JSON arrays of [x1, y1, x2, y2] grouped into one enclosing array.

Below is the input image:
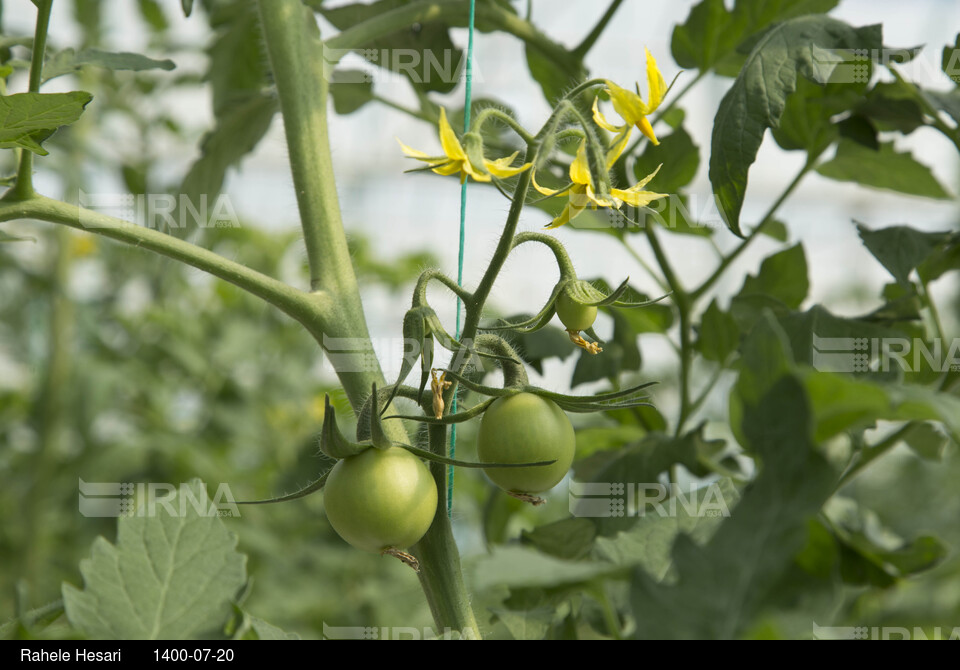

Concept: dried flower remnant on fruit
[[567, 330, 603, 355]]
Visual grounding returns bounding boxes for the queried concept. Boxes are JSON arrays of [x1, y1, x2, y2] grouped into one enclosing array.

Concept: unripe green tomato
[[323, 446, 438, 553], [477, 392, 576, 494], [556, 292, 597, 331]]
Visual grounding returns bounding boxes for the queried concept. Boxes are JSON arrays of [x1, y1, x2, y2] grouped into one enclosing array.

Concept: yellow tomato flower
[[594, 48, 666, 145], [533, 128, 666, 230], [397, 107, 532, 183]]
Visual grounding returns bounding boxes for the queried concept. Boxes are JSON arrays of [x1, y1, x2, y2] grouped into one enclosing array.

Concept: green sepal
[[479, 281, 563, 333], [396, 442, 556, 470], [439, 370, 656, 412], [385, 397, 496, 425], [319, 394, 371, 459], [367, 383, 393, 450], [563, 277, 672, 308], [235, 470, 330, 505]]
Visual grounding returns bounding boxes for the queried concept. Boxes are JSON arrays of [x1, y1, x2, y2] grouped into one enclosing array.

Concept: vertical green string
[[449, 0, 477, 518]]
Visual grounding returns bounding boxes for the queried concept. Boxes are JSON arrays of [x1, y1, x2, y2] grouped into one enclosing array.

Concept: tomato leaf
[[0, 91, 93, 155], [63, 480, 247, 639], [709, 16, 882, 235]]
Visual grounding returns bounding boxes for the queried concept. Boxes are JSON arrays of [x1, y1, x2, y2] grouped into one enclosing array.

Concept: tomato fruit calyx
[[323, 446, 438, 563], [477, 392, 576, 495]]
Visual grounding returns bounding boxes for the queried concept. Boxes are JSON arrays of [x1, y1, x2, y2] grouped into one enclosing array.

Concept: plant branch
[[573, 0, 625, 59], [13, 0, 53, 199], [691, 157, 816, 303], [0, 196, 327, 329], [257, 0, 354, 294]]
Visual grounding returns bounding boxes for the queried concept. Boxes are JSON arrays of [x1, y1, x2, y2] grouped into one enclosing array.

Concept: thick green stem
[[413, 424, 482, 639], [256, 0, 351, 295], [13, 0, 53, 199]]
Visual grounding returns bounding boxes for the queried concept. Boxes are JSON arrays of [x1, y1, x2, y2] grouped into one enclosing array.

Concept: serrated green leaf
[[697, 299, 740, 363], [817, 140, 951, 199], [943, 32, 960, 82], [856, 80, 926, 134], [671, 0, 840, 75], [631, 376, 835, 639], [329, 69, 374, 115], [0, 91, 93, 155], [710, 17, 882, 235], [594, 479, 740, 579], [62, 480, 247, 640], [137, 0, 168, 32], [857, 223, 952, 285], [525, 42, 585, 105], [572, 429, 712, 493], [918, 233, 960, 282], [825, 497, 947, 587], [771, 75, 854, 154], [207, 2, 268, 115], [521, 518, 597, 561], [737, 243, 809, 310], [799, 369, 960, 442], [903, 423, 948, 461], [472, 546, 624, 592]]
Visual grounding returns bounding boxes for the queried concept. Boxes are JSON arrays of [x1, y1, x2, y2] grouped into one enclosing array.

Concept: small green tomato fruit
[[323, 446, 438, 553], [477, 392, 576, 494], [556, 292, 597, 332]]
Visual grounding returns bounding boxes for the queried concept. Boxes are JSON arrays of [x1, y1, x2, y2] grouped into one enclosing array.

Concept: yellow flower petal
[[484, 155, 532, 178], [544, 199, 586, 230], [605, 126, 633, 168], [606, 80, 647, 126], [611, 187, 666, 208], [644, 47, 666, 113], [432, 161, 463, 177], [461, 158, 491, 183], [592, 96, 623, 133], [569, 141, 592, 187], [637, 115, 659, 146], [531, 170, 569, 197], [397, 138, 445, 163], [634, 163, 663, 190], [437, 107, 468, 162]]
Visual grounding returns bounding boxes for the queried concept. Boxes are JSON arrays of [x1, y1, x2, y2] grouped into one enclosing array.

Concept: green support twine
[[449, 0, 477, 518]]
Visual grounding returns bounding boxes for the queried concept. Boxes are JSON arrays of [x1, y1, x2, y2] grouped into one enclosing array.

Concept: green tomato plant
[[2, 0, 960, 641]]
